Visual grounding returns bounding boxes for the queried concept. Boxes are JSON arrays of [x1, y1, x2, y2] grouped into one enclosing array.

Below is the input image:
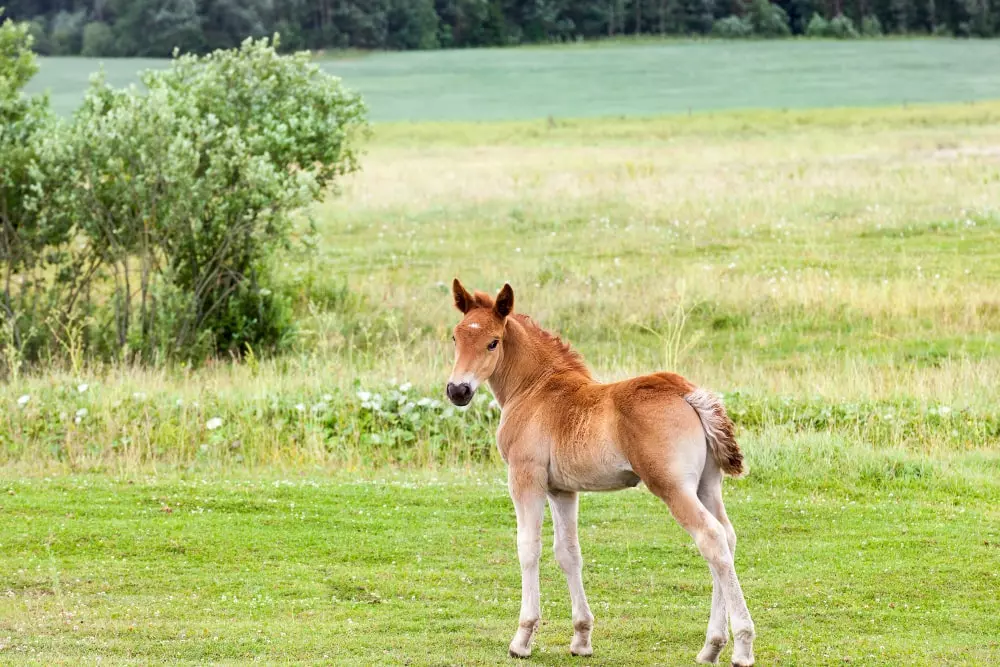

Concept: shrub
[[0, 10, 65, 372], [748, 0, 792, 37], [861, 14, 883, 36], [1, 33, 367, 366], [712, 16, 754, 38], [828, 13, 860, 38], [81, 21, 115, 57], [25, 17, 50, 55], [57, 36, 367, 361], [805, 14, 831, 37]]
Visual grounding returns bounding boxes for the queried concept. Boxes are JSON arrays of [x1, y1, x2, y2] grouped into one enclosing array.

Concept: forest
[[4, 0, 999, 58]]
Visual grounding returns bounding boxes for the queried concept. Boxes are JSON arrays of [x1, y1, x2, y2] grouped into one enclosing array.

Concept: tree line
[[2, 0, 998, 58]]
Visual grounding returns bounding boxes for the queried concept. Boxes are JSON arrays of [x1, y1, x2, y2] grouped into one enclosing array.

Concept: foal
[[445, 280, 755, 666]]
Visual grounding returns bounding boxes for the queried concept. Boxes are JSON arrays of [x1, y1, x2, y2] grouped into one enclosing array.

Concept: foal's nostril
[[446, 382, 473, 405]]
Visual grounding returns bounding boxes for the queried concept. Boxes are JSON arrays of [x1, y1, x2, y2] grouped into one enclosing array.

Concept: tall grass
[[3, 103, 999, 470]]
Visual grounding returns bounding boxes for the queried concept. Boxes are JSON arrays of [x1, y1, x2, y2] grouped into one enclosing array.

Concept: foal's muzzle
[[446, 382, 474, 406]]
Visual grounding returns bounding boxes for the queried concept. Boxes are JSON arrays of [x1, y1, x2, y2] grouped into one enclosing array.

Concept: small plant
[[828, 14, 860, 38], [712, 16, 754, 38], [861, 14, 883, 36], [805, 14, 831, 37]]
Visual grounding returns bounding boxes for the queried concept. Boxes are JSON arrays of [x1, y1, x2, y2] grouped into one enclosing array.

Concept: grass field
[[27, 39, 1000, 120], [6, 45, 1000, 664]]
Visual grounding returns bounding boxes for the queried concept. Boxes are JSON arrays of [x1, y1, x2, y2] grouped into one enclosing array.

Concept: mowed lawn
[[1, 445, 998, 665], [28, 39, 1000, 120]]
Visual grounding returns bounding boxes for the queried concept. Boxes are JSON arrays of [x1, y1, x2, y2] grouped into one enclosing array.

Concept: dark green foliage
[[805, 11, 830, 33], [5, 0, 999, 51]]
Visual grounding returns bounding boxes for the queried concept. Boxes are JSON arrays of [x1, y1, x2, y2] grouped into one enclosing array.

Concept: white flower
[[356, 390, 371, 401], [17, 395, 30, 407], [398, 382, 412, 392], [417, 397, 432, 407], [133, 392, 147, 400], [176, 399, 184, 406], [77, 383, 89, 393], [295, 403, 305, 412], [206, 417, 223, 430], [259, 288, 272, 296], [311, 403, 328, 413], [75, 408, 88, 417], [938, 406, 952, 415], [322, 394, 333, 402]]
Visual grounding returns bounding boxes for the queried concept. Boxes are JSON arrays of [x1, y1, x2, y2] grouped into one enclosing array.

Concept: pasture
[[4, 44, 1000, 664], [28, 39, 1000, 119]]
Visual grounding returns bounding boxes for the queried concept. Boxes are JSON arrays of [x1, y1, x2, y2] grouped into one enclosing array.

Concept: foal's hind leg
[[548, 491, 595, 656], [645, 475, 755, 666], [695, 462, 737, 664]]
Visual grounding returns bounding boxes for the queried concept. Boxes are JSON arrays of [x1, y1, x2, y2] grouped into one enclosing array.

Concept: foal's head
[[446, 278, 514, 406]]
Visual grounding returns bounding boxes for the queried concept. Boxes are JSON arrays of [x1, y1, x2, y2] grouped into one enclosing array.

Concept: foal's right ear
[[453, 278, 475, 314]]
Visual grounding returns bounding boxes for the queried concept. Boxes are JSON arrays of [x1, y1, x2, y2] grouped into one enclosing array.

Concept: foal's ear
[[494, 283, 514, 319], [453, 278, 475, 314]]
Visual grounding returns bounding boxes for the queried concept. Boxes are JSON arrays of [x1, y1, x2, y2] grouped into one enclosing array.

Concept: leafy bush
[[828, 13, 860, 37], [712, 16, 754, 38], [748, 0, 792, 37], [861, 14, 884, 36], [0, 29, 367, 367], [81, 21, 114, 56], [805, 13, 831, 36]]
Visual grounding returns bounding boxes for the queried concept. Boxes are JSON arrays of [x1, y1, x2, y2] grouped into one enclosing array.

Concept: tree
[[81, 20, 114, 56]]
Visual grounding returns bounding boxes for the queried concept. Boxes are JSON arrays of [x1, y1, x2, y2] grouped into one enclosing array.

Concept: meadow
[[28, 39, 1000, 119], [4, 44, 1000, 664]]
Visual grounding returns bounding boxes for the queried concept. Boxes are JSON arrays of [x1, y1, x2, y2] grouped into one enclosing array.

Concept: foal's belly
[[547, 445, 641, 492]]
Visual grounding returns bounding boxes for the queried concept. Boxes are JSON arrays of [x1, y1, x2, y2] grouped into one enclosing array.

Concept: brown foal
[[445, 280, 755, 666]]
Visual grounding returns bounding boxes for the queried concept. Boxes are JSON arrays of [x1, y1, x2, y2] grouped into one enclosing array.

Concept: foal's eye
[[487, 339, 499, 351]]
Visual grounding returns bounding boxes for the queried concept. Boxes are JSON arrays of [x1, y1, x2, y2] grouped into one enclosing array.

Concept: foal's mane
[[512, 313, 592, 379]]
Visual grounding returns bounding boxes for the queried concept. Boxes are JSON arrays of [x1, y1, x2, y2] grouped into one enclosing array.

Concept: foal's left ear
[[494, 283, 514, 319]]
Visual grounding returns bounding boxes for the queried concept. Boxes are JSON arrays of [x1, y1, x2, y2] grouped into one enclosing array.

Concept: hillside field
[[4, 42, 1000, 665], [28, 39, 1000, 120]]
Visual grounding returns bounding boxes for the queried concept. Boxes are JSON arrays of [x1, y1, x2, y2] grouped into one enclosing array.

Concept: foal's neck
[[488, 316, 590, 408]]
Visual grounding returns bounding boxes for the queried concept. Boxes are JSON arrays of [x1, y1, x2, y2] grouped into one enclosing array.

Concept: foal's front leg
[[507, 467, 547, 658]]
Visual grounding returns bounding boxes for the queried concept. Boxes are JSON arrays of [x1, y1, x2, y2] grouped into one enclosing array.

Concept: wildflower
[[938, 406, 952, 416], [133, 392, 147, 400], [176, 399, 184, 406], [17, 395, 30, 407], [206, 417, 223, 431], [417, 397, 432, 407], [74, 408, 88, 424], [311, 403, 328, 413], [398, 382, 412, 392], [357, 390, 372, 402], [295, 403, 305, 412], [77, 383, 89, 393], [322, 394, 333, 402]]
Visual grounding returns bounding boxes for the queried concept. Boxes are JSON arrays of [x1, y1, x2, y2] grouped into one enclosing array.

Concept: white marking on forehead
[[467, 323, 480, 329]]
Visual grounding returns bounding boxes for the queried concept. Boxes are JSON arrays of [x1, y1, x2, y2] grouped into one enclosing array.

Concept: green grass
[[27, 39, 1000, 120], [8, 55, 1000, 662], [1, 443, 998, 665]]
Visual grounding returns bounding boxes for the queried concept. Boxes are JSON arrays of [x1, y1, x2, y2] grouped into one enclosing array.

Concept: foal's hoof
[[730, 657, 755, 667], [508, 646, 531, 659], [696, 636, 727, 664], [570, 647, 593, 657]]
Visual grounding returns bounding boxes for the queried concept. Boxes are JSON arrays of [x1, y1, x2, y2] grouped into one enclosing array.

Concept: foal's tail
[[684, 388, 745, 478]]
